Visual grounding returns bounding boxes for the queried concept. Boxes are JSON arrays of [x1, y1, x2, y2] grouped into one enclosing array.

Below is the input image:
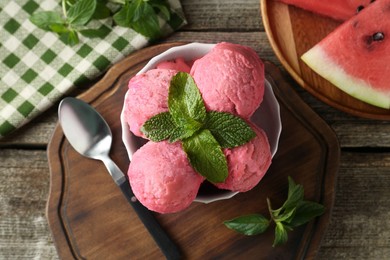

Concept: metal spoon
[[58, 97, 181, 260]]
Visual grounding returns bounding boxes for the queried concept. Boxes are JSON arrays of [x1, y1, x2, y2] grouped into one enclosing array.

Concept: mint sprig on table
[[30, 0, 173, 46], [224, 177, 325, 247], [141, 72, 256, 183]]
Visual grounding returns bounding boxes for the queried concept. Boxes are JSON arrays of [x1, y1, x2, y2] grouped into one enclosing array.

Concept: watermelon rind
[[301, 46, 390, 110]]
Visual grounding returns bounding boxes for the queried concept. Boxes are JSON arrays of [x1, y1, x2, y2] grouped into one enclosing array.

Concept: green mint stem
[[109, 0, 126, 4], [266, 198, 274, 220], [62, 0, 68, 18]]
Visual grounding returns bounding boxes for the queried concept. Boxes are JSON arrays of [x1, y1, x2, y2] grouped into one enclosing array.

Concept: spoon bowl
[[59, 97, 112, 159], [59, 97, 125, 185]]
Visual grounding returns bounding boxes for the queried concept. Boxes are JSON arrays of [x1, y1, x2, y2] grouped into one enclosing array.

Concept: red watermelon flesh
[[275, 0, 373, 21], [301, 0, 390, 109]]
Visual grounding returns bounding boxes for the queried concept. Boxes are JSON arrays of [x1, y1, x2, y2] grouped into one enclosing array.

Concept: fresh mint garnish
[[30, 0, 175, 46], [113, 0, 163, 39], [140, 112, 177, 142], [204, 111, 256, 148], [224, 177, 325, 247], [29, 11, 63, 31], [141, 72, 256, 183], [66, 0, 96, 26], [182, 129, 228, 183], [223, 214, 270, 236], [168, 72, 206, 139]]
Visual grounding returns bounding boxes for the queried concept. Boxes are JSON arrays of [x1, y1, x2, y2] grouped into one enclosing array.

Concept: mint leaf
[[130, 1, 161, 39], [273, 222, 288, 247], [289, 201, 325, 227], [224, 214, 270, 236], [205, 111, 256, 148], [60, 29, 80, 46], [113, 0, 162, 39], [30, 11, 64, 30], [168, 72, 206, 134], [141, 112, 177, 142], [50, 24, 69, 34], [168, 127, 188, 143], [182, 129, 228, 183], [150, 0, 171, 20], [93, 1, 111, 19], [284, 177, 304, 210], [131, 0, 148, 22], [67, 0, 97, 26], [274, 207, 296, 223], [79, 26, 111, 38], [130, 13, 161, 39], [224, 177, 325, 247], [113, 1, 134, 27]]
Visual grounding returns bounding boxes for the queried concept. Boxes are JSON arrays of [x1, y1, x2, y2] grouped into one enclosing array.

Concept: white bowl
[[120, 42, 282, 204]]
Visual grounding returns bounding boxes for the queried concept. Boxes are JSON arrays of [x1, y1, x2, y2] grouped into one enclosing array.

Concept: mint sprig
[[224, 177, 325, 247], [182, 129, 228, 183], [141, 72, 256, 183], [168, 72, 206, 140], [140, 112, 176, 142], [30, 0, 174, 46], [113, 0, 167, 39], [204, 111, 256, 148]]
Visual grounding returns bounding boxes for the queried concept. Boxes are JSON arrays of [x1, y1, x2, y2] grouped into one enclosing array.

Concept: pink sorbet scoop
[[124, 69, 178, 138], [190, 42, 265, 119], [127, 141, 204, 213], [156, 57, 192, 73], [215, 124, 272, 192]]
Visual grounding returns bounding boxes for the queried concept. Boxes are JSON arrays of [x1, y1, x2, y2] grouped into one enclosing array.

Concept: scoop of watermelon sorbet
[[127, 141, 204, 214], [190, 42, 265, 119], [215, 124, 272, 192], [124, 69, 178, 138], [156, 57, 192, 73]]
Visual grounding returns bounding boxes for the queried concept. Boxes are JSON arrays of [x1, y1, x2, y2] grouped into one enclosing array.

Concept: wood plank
[[181, 0, 263, 31], [288, 81, 390, 148], [318, 152, 390, 259], [163, 32, 279, 64], [0, 149, 57, 259], [0, 107, 58, 147]]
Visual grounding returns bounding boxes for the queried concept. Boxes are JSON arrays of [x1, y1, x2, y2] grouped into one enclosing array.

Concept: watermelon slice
[[301, 0, 390, 109], [275, 0, 373, 21]]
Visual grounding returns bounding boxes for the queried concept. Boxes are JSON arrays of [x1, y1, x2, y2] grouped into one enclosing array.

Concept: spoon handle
[[119, 181, 182, 260], [102, 157, 182, 260]]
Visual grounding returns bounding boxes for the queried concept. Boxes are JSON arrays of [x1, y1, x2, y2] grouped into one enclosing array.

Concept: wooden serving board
[[261, 0, 390, 120], [47, 42, 340, 259]]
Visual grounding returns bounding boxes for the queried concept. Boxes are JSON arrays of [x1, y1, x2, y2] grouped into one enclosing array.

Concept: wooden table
[[1, 1, 390, 259]]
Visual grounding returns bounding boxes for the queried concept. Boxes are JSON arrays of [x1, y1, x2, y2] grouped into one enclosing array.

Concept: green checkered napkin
[[0, 0, 186, 138]]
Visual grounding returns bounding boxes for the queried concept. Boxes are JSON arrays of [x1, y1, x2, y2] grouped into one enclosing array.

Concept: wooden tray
[[47, 42, 340, 259], [261, 0, 390, 120]]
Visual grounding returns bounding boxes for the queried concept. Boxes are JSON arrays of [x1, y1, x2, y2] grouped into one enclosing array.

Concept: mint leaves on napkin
[[30, 0, 181, 46], [0, 0, 186, 138]]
